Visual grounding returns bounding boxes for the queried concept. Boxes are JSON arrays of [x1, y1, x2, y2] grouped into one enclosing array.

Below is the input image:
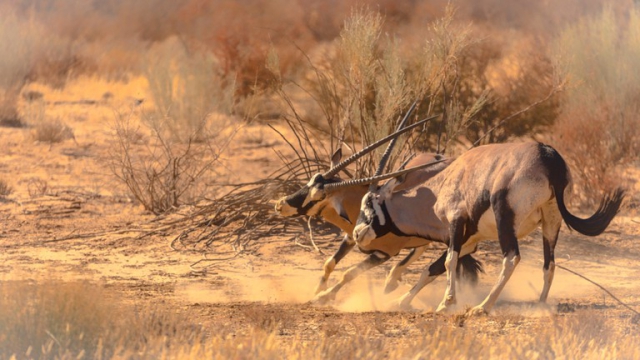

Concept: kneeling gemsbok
[[274, 105, 483, 304], [354, 141, 625, 315]]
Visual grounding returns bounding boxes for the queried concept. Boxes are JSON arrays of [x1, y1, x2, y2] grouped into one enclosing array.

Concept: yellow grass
[[1, 279, 638, 359]]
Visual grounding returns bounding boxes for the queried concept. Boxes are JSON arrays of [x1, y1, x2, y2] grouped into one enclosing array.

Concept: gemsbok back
[[354, 141, 625, 315], [274, 107, 483, 304]]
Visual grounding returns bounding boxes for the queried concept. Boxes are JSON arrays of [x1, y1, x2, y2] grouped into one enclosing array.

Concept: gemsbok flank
[[354, 140, 625, 315], [274, 106, 483, 303]]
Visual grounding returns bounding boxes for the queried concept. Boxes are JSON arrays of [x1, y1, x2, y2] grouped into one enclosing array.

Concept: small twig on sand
[[189, 252, 244, 272], [294, 235, 314, 251], [557, 264, 640, 316]]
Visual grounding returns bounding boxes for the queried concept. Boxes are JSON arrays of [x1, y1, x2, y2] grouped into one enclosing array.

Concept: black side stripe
[[379, 202, 443, 244], [380, 202, 409, 237]]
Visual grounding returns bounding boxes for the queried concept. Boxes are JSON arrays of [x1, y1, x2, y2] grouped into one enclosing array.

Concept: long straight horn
[[396, 153, 417, 171], [366, 158, 447, 185], [323, 106, 435, 179], [324, 159, 447, 193], [368, 101, 418, 190], [374, 101, 417, 177]]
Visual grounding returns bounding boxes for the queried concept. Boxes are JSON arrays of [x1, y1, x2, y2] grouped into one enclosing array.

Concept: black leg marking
[[428, 250, 448, 276], [398, 248, 418, 266], [491, 189, 519, 257], [333, 236, 356, 264], [542, 236, 555, 270], [449, 217, 466, 254], [316, 235, 355, 295]]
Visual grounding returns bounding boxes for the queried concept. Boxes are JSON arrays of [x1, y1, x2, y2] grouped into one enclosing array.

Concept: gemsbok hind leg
[[384, 246, 427, 294], [540, 204, 561, 303], [468, 192, 521, 316]]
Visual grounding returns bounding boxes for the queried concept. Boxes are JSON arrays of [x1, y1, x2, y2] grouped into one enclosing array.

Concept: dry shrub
[[0, 6, 86, 126], [175, 0, 314, 99], [268, 8, 422, 177], [452, 30, 561, 145], [26, 177, 49, 198], [108, 113, 231, 215], [0, 178, 13, 198], [29, 118, 75, 144], [143, 36, 235, 143], [21, 95, 75, 144], [268, 5, 561, 178], [550, 7, 640, 207]]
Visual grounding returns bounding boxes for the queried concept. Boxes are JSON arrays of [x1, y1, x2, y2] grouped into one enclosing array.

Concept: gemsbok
[[274, 108, 483, 303], [354, 140, 625, 315]]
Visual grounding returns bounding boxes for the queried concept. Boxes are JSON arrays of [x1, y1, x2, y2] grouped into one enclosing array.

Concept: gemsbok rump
[[274, 108, 483, 303], [354, 141, 625, 315]]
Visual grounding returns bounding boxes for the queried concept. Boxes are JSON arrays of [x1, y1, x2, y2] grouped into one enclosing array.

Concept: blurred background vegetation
[[0, 0, 638, 210]]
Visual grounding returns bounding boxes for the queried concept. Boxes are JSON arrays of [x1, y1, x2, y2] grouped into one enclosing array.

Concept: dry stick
[[268, 124, 310, 176], [556, 264, 640, 316], [306, 216, 324, 255], [190, 251, 245, 272]]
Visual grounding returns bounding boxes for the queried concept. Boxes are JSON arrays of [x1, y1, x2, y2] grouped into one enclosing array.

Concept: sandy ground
[[1, 78, 640, 343]]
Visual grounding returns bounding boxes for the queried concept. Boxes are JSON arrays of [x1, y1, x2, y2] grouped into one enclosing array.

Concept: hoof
[[436, 296, 456, 314], [383, 281, 399, 294], [311, 290, 336, 305], [314, 281, 328, 295], [388, 297, 414, 311], [465, 306, 488, 317], [436, 298, 456, 314], [435, 303, 449, 314]]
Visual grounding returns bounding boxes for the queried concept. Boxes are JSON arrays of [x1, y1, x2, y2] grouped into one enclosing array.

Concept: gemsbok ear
[[379, 178, 399, 199], [332, 197, 352, 224], [330, 148, 343, 169]]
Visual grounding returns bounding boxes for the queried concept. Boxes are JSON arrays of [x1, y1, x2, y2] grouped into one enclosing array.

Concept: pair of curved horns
[[324, 158, 446, 193], [323, 103, 437, 179]]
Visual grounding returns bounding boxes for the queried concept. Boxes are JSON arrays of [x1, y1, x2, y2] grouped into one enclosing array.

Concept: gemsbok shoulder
[[354, 140, 625, 315], [274, 107, 483, 304]]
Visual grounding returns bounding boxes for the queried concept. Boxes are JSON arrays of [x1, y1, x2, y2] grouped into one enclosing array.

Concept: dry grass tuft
[[0, 280, 205, 359], [26, 177, 49, 198], [29, 118, 75, 144], [0, 178, 13, 198]]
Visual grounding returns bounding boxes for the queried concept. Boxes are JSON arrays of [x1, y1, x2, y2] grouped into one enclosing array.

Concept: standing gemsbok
[[354, 141, 625, 315], [274, 107, 483, 304]]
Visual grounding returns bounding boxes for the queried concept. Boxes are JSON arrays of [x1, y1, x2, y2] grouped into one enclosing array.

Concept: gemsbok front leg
[[467, 193, 521, 316], [436, 217, 466, 313], [313, 251, 390, 304], [316, 234, 356, 294], [383, 246, 427, 293]]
